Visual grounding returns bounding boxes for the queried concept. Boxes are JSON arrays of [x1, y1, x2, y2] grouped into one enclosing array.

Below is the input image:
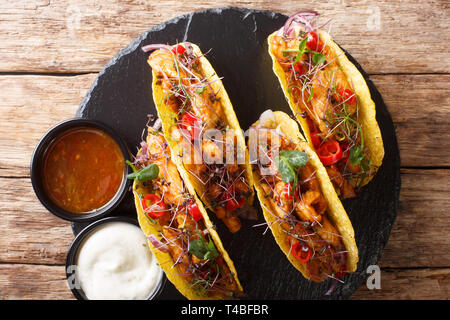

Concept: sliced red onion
[[282, 13, 297, 38], [293, 16, 314, 32], [294, 11, 320, 19], [152, 118, 162, 130], [134, 141, 149, 164], [147, 234, 169, 253], [141, 43, 173, 53], [325, 278, 338, 296], [282, 11, 320, 38], [184, 42, 194, 55]]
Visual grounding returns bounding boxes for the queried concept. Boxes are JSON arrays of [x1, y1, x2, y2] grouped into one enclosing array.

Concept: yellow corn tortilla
[[268, 30, 384, 187], [132, 147, 243, 300], [252, 111, 358, 278], [150, 42, 254, 213]]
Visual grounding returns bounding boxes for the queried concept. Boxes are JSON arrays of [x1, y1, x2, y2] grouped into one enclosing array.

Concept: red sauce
[[42, 127, 124, 213]]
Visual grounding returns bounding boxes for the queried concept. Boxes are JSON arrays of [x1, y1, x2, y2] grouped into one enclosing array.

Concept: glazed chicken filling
[[147, 44, 251, 232], [253, 127, 347, 282], [133, 130, 239, 297], [269, 24, 376, 198]]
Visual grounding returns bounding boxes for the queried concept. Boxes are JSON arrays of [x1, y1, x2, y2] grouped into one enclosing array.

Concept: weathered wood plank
[[371, 74, 450, 168], [0, 169, 448, 268], [0, 74, 97, 177], [0, 264, 73, 300], [378, 169, 450, 268], [352, 268, 450, 300], [0, 177, 73, 265], [0, 74, 448, 178], [0, 1, 448, 74]]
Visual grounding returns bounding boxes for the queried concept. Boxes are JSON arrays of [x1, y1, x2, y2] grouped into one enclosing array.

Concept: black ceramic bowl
[[30, 118, 132, 222], [65, 216, 164, 300]]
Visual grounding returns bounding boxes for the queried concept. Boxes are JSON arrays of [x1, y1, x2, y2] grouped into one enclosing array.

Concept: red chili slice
[[223, 188, 245, 211], [171, 44, 186, 55], [317, 141, 343, 166], [281, 183, 293, 200], [180, 112, 198, 141], [281, 182, 299, 200], [335, 88, 356, 105], [226, 197, 245, 211], [310, 129, 322, 148], [292, 242, 312, 263], [142, 194, 166, 219], [306, 31, 324, 52], [187, 200, 203, 222]]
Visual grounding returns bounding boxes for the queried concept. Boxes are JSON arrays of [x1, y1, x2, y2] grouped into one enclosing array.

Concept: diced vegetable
[[317, 141, 343, 166], [142, 194, 167, 219]]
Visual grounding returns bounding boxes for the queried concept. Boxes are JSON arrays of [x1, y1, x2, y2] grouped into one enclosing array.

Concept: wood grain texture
[[0, 177, 73, 265], [0, 0, 448, 74], [0, 74, 97, 177], [379, 169, 450, 268], [0, 74, 447, 180], [0, 264, 73, 300], [0, 263, 447, 300], [371, 74, 450, 168], [352, 268, 450, 300]]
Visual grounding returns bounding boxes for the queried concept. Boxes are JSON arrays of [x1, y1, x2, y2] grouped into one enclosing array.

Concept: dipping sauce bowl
[[65, 216, 164, 300], [31, 118, 131, 222]]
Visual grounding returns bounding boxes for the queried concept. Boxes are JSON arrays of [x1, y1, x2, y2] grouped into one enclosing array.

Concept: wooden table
[[0, 0, 448, 300]]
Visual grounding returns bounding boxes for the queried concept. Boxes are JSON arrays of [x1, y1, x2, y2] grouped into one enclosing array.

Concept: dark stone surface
[[74, 7, 400, 299]]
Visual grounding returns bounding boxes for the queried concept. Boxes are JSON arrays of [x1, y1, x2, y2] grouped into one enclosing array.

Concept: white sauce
[[75, 221, 161, 300]]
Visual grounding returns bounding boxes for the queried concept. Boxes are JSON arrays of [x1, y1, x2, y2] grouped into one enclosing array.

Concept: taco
[[142, 42, 254, 233], [129, 125, 243, 299], [267, 12, 384, 198], [250, 110, 358, 282]]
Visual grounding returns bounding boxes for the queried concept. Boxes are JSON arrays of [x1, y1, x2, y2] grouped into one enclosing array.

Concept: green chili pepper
[[126, 160, 159, 182]]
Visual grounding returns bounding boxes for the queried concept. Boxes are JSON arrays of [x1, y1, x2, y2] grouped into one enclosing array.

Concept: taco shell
[[150, 43, 254, 210], [268, 30, 384, 187], [132, 147, 243, 300], [252, 111, 358, 276]]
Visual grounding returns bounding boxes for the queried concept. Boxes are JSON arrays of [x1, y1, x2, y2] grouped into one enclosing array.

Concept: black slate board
[[73, 7, 400, 299]]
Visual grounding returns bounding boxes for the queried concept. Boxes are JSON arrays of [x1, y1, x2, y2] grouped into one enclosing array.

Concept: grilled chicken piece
[[189, 89, 223, 129], [146, 132, 185, 206], [300, 163, 321, 192], [175, 211, 196, 232], [326, 165, 356, 199], [295, 190, 325, 225], [162, 226, 193, 282], [313, 216, 341, 248], [148, 49, 187, 81], [221, 210, 242, 234]]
